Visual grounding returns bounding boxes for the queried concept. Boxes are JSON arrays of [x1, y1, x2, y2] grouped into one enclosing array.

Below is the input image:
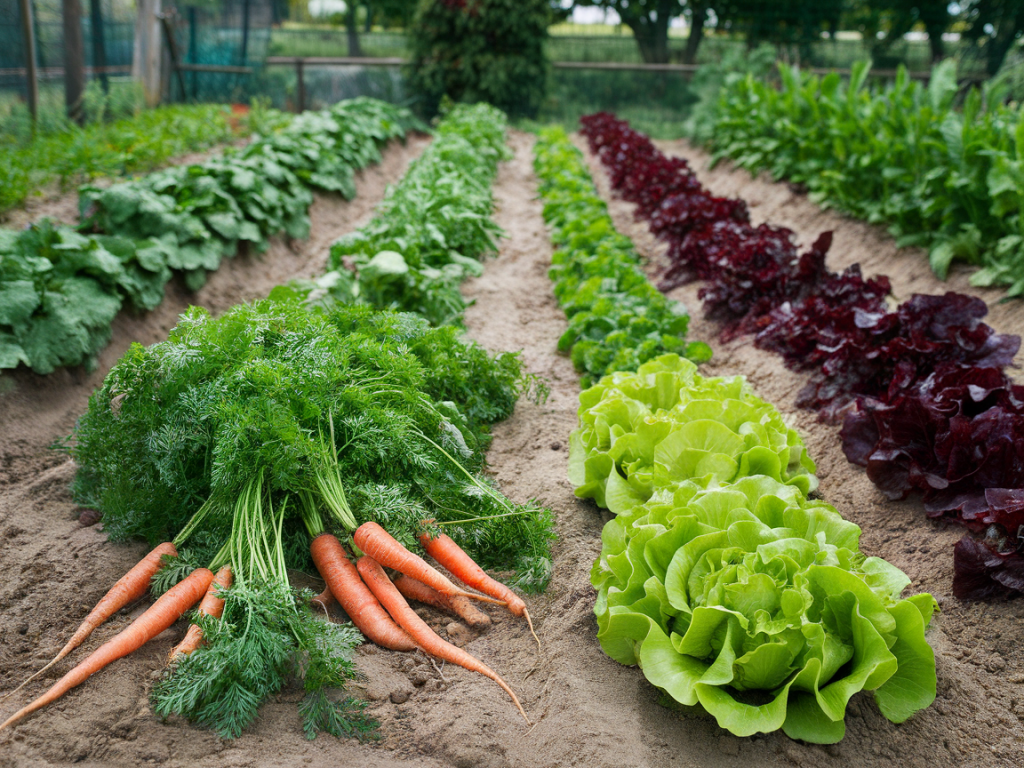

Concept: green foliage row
[[571, 355, 938, 743], [532, 126, 712, 387], [275, 102, 509, 326], [0, 102, 240, 215], [699, 59, 1024, 295], [0, 98, 423, 376]]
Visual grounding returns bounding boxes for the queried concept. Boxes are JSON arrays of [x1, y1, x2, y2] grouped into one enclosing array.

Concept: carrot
[[353, 522, 505, 606], [419, 531, 539, 647], [0, 566, 213, 733], [356, 556, 530, 725], [393, 574, 491, 630], [167, 565, 233, 663], [311, 585, 338, 615], [309, 533, 418, 652], [2, 541, 177, 702]]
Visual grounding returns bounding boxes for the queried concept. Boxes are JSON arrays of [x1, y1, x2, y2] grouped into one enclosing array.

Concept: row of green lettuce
[[694, 60, 1024, 295], [0, 98, 425, 376], [272, 102, 509, 328], [533, 127, 712, 386], [533, 128, 937, 744]]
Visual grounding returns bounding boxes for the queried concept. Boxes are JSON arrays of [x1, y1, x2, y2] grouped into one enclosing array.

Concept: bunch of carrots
[[0, 519, 536, 734]]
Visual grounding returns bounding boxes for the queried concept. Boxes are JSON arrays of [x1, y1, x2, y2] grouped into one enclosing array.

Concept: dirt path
[[575, 136, 1024, 768]]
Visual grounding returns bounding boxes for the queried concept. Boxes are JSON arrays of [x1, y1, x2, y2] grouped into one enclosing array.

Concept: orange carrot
[[311, 585, 337, 615], [419, 531, 539, 646], [353, 522, 504, 606], [309, 533, 418, 652], [167, 565, 232, 663], [0, 566, 213, 733], [356, 556, 530, 725], [393, 574, 491, 629], [2, 541, 177, 702]]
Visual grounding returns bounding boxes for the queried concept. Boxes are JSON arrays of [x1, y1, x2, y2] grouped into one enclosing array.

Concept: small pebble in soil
[[550, 441, 562, 451], [409, 667, 433, 687], [78, 508, 102, 527], [390, 686, 413, 704]]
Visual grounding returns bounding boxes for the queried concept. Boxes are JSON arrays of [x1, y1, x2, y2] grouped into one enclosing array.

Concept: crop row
[[274, 103, 510, 328], [532, 126, 710, 386], [581, 111, 1024, 600], [0, 99, 423, 376], [531, 128, 936, 743], [698, 61, 1024, 295]]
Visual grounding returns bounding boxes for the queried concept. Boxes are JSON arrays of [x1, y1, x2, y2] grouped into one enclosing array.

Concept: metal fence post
[[18, 0, 38, 128], [296, 58, 304, 113]]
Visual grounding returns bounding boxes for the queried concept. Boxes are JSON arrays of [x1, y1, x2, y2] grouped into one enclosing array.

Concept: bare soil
[[1, 129, 1023, 768]]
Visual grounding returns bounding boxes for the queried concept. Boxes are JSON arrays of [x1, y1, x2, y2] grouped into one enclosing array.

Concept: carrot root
[[419, 531, 540, 649], [357, 555, 530, 726], [354, 522, 505, 606], [1, 541, 178, 703], [310, 533, 418, 652], [0, 566, 212, 733], [393, 574, 491, 629], [168, 565, 232, 663]]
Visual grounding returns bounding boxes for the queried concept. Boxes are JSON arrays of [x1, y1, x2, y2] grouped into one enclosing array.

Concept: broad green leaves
[[573, 355, 937, 742], [702, 60, 1024, 292], [1, 99, 422, 375]]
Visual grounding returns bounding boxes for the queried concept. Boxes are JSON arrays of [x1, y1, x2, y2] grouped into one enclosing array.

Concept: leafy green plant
[[700, 59, 1024, 295], [0, 98, 423, 375], [533, 126, 712, 386], [284, 102, 509, 326], [405, 0, 550, 118], [568, 355, 818, 512], [572, 354, 937, 743], [0, 221, 171, 374], [0, 103, 241, 215]]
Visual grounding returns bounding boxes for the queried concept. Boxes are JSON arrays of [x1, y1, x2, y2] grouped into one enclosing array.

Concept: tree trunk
[[364, 1, 373, 33], [346, 1, 362, 57], [62, 0, 86, 125], [682, 2, 706, 66], [620, 0, 673, 64]]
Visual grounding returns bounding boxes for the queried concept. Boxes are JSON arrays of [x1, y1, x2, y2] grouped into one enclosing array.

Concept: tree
[[845, 1, 953, 64], [713, 0, 843, 59], [574, 1, 706, 64], [405, 0, 550, 118], [960, 0, 1024, 75]]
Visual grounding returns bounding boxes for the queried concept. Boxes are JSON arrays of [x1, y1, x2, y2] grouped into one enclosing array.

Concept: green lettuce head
[[591, 475, 937, 743], [569, 355, 818, 513]]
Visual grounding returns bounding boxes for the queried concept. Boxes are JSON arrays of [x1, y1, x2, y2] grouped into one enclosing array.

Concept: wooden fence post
[[133, 0, 163, 106], [63, 0, 86, 124], [18, 0, 39, 128]]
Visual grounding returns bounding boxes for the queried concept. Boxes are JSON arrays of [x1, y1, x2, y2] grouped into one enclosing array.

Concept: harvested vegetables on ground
[[11, 299, 555, 739]]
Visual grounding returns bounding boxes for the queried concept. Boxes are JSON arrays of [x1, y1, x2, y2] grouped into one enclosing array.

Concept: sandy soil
[[2, 127, 1024, 768]]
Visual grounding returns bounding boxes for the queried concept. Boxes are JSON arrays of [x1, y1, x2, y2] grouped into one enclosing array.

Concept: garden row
[[1, 103, 245, 214], [532, 128, 937, 744], [581, 111, 1024, 600], [2, 103, 556, 741], [696, 61, 1024, 295], [0, 98, 423, 375]]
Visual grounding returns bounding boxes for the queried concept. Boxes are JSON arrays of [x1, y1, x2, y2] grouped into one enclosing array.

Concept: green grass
[[0, 84, 244, 215]]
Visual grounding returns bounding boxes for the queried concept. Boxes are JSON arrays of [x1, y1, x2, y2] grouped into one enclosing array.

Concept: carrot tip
[[524, 609, 541, 650]]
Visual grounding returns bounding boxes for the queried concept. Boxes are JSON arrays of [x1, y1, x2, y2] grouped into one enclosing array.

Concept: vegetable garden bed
[[1, 121, 1023, 768]]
